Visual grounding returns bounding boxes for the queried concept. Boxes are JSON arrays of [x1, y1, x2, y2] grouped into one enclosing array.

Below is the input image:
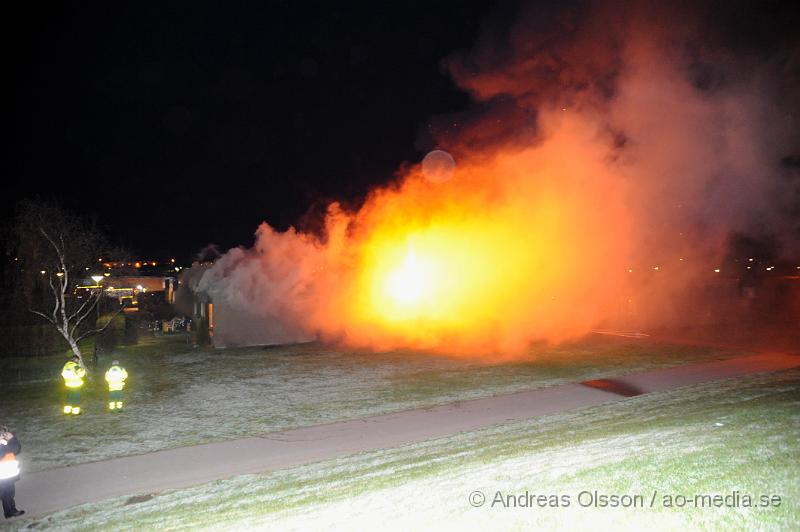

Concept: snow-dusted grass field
[[1, 333, 745, 472], [20, 368, 800, 531]]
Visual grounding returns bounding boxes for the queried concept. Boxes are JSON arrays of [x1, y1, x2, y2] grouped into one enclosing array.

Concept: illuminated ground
[[0, 334, 747, 472], [12, 368, 799, 531]]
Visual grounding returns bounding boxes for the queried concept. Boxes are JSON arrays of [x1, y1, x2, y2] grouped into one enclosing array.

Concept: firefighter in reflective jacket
[[61, 355, 86, 415], [0, 426, 24, 519], [105, 361, 128, 412]]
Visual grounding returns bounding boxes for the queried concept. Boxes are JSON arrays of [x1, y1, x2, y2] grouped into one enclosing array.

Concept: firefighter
[[104, 360, 128, 412], [0, 426, 24, 519], [61, 355, 86, 415]]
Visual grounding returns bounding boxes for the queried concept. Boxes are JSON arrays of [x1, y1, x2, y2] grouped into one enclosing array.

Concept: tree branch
[[68, 289, 100, 326], [40, 227, 70, 329], [47, 272, 60, 322], [29, 308, 56, 325], [75, 302, 127, 343], [70, 292, 102, 339], [40, 227, 61, 258], [58, 233, 69, 294]]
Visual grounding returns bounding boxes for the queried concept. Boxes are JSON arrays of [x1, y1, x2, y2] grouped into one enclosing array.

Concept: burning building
[[185, 0, 799, 356]]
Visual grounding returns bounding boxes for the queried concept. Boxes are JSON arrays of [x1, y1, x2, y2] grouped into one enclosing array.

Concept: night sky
[[8, 1, 497, 261]]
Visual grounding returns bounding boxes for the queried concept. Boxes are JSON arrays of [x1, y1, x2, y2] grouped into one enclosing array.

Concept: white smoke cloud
[[189, 0, 799, 352]]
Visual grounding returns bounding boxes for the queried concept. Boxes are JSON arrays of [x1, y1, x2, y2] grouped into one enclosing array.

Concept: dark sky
[[8, 1, 498, 261]]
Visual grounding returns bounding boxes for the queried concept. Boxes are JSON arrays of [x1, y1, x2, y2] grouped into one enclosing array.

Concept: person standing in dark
[[0, 426, 24, 519]]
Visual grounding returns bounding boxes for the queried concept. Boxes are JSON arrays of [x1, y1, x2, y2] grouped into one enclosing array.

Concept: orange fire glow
[[282, 111, 633, 355], [193, 2, 798, 358]]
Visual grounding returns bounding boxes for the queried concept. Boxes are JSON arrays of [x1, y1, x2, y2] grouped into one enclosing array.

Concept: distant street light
[[91, 275, 104, 284]]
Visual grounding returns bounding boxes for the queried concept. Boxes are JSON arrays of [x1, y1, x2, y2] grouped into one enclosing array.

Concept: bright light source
[[714, 268, 720, 273], [40, 270, 46, 275], [386, 252, 428, 305], [652, 266, 659, 271], [91, 275, 104, 284], [56, 272, 64, 278], [748, 258, 754, 262], [136, 285, 144, 291]]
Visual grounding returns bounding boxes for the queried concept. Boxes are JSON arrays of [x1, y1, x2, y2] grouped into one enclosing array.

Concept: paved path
[[16, 352, 800, 519]]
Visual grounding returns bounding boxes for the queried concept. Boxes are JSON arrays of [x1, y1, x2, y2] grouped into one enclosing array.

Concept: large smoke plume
[[193, 0, 799, 355]]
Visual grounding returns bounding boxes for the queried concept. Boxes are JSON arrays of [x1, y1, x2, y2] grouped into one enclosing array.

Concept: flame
[[195, 1, 797, 358], [195, 111, 634, 356], [382, 250, 433, 309], [294, 111, 634, 355]]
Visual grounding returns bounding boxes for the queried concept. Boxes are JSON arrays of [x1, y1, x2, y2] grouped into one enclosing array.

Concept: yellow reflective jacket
[[105, 365, 128, 391], [61, 360, 86, 388]]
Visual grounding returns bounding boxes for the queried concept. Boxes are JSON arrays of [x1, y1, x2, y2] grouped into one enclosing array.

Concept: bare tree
[[7, 199, 127, 367]]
